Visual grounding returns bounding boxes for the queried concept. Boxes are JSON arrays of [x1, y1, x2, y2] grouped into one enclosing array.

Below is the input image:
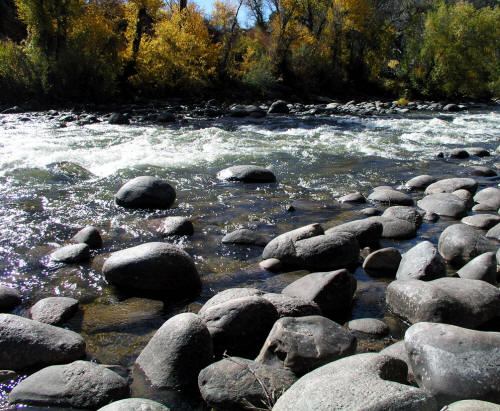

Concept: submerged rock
[[157, 216, 194, 236], [338, 192, 366, 203], [50, 243, 90, 264], [217, 165, 276, 183], [115, 176, 176, 209], [222, 228, 269, 246]]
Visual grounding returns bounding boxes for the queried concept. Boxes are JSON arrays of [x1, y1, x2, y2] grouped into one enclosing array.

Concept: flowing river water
[[0, 107, 499, 407]]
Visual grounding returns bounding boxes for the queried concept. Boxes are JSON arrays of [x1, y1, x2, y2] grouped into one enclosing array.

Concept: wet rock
[[417, 193, 468, 218], [135, 313, 213, 390], [486, 222, 500, 240], [71, 226, 103, 249], [9, 360, 128, 408], [108, 112, 129, 125], [198, 288, 264, 316], [268, 100, 290, 114], [452, 189, 474, 208], [29, 296, 79, 325], [338, 192, 366, 203], [0, 286, 21, 313], [0, 313, 85, 370], [423, 211, 439, 222], [444, 104, 460, 112], [282, 269, 356, 321], [199, 296, 278, 358], [157, 216, 194, 236], [155, 112, 176, 123], [359, 207, 380, 216], [466, 147, 490, 157], [198, 357, 296, 410], [362, 247, 401, 277], [380, 341, 413, 377], [102, 242, 201, 299], [386, 278, 500, 328], [474, 187, 500, 210], [382, 206, 422, 226], [438, 223, 496, 266], [98, 398, 170, 411], [462, 214, 500, 230], [256, 316, 356, 376], [326, 217, 383, 247], [261, 293, 321, 318], [405, 322, 500, 406], [272, 353, 437, 411], [445, 400, 500, 410], [374, 216, 418, 239], [115, 176, 176, 209], [470, 166, 497, 177], [347, 318, 389, 337], [259, 258, 282, 272], [50, 243, 90, 264], [0, 370, 18, 384], [449, 148, 469, 159], [425, 177, 477, 195], [367, 188, 414, 206], [217, 165, 276, 183], [262, 224, 360, 271], [406, 175, 436, 190], [396, 241, 446, 281], [457, 252, 497, 284], [222, 229, 269, 246]]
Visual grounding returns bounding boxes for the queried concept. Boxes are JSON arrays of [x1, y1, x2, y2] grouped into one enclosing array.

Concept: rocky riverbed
[[0, 100, 499, 410]]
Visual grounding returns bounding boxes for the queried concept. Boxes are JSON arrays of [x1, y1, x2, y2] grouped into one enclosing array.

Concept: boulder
[[98, 398, 170, 411], [449, 148, 469, 159], [466, 147, 490, 157], [157, 217, 194, 236], [386, 278, 500, 328], [282, 269, 356, 321], [405, 322, 500, 406], [256, 315, 356, 376], [417, 193, 467, 218], [325, 218, 382, 248], [198, 357, 296, 410], [374, 216, 418, 239], [359, 207, 381, 216], [347, 318, 389, 337], [0, 286, 21, 313], [362, 247, 401, 277], [135, 313, 213, 390], [396, 241, 446, 281], [102, 242, 201, 299], [445, 400, 500, 410], [470, 166, 497, 177], [50, 243, 90, 264], [457, 252, 497, 284], [29, 296, 79, 325], [198, 288, 264, 316], [380, 341, 413, 377], [486, 223, 500, 240], [406, 175, 436, 190], [425, 178, 477, 195], [9, 360, 128, 408], [217, 165, 276, 183], [367, 189, 414, 206], [115, 176, 176, 209], [338, 192, 366, 203], [462, 214, 500, 230], [71, 226, 103, 249], [199, 296, 278, 358], [272, 353, 437, 411], [268, 100, 290, 114], [222, 229, 269, 246], [438, 224, 496, 266], [259, 258, 282, 272], [382, 206, 422, 227], [452, 189, 474, 208], [261, 293, 321, 318], [474, 187, 500, 210], [0, 313, 86, 370]]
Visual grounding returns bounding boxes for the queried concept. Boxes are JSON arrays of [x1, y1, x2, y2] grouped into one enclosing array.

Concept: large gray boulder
[[0, 313, 86, 370], [406, 175, 436, 191], [382, 206, 422, 227], [198, 288, 264, 316], [396, 241, 446, 281], [486, 222, 500, 240], [256, 316, 357, 376], [198, 357, 296, 410], [438, 224, 496, 266], [135, 313, 213, 390], [71, 226, 103, 249], [261, 293, 321, 318], [380, 341, 413, 377], [405, 322, 500, 406], [50, 243, 90, 264], [0, 286, 21, 313], [362, 247, 401, 277], [115, 176, 176, 209], [282, 269, 356, 321], [425, 178, 477, 195], [262, 224, 360, 271], [102, 242, 201, 299], [374, 216, 418, 239], [417, 193, 468, 218], [325, 217, 383, 247], [338, 192, 366, 203], [9, 360, 128, 408], [272, 353, 437, 411], [457, 252, 497, 284], [199, 296, 278, 358], [473, 187, 500, 210], [444, 400, 500, 410], [386, 278, 500, 328], [462, 214, 500, 230], [217, 165, 276, 183], [98, 398, 170, 410], [29, 296, 79, 325], [367, 188, 414, 206]]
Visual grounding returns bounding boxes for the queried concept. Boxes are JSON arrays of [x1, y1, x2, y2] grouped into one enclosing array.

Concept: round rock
[[470, 166, 497, 177], [259, 258, 282, 272], [326, 218, 383, 248], [396, 241, 446, 281], [456, 252, 497, 284], [382, 206, 422, 227], [406, 175, 436, 191], [29, 296, 79, 325], [157, 217, 194, 236], [462, 214, 500, 230], [362, 247, 401, 277], [445, 400, 500, 410], [486, 222, 500, 240], [338, 192, 366, 203], [0, 286, 21, 313], [198, 288, 264, 316], [474, 187, 500, 210], [367, 188, 414, 206], [50, 243, 90, 264], [417, 193, 467, 218], [425, 178, 478, 195], [71, 226, 102, 249], [261, 293, 321, 317], [222, 228, 269, 246], [98, 398, 170, 411], [217, 165, 276, 183], [347, 318, 389, 337], [115, 176, 176, 209]]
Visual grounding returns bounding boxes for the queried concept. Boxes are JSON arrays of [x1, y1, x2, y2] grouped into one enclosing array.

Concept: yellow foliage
[[211, 0, 238, 32], [333, 0, 373, 32]]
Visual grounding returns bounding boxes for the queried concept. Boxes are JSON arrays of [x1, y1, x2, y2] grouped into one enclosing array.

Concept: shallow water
[[0, 108, 499, 406]]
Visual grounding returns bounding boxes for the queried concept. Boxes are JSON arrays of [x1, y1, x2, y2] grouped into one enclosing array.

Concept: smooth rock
[[9, 360, 128, 408], [29, 296, 79, 325], [157, 217, 194, 236], [457, 252, 497, 284], [98, 398, 170, 411], [198, 357, 296, 410], [261, 293, 321, 317], [470, 166, 497, 177], [438, 223, 496, 266], [362, 247, 401, 277], [338, 192, 366, 203], [115, 176, 176, 209], [282, 269, 357, 321], [217, 165, 276, 183], [108, 113, 129, 125], [406, 175, 436, 190], [222, 229, 269, 246], [486, 222, 500, 240], [135, 313, 213, 390], [386, 278, 500, 327], [374, 216, 418, 239], [449, 148, 469, 159], [71, 226, 103, 249], [0, 286, 21, 313], [256, 315, 357, 376], [102, 242, 201, 299], [425, 178, 477, 195], [326, 217, 382, 248], [474, 187, 500, 210], [462, 214, 500, 229], [380, 341, 413, 376], [367, 189, 414, 206], [417, 193, 467, 218], [382, 206, 422, 227], [268, 100, 290, 114], [359, 207, 381, 216], [396, 241, 446, 281], [259, 258, 282, 272], [272, 353, 437, 411], [405, 322, 500, 406], [198, 288, 264, 316], [347, 318, 389, 337], [466, 147, 490, 157], [50, 243, 90, 264], [445, 400, 500, 410], [452, 189, 474, 208], [0, 313, 86, 370]]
